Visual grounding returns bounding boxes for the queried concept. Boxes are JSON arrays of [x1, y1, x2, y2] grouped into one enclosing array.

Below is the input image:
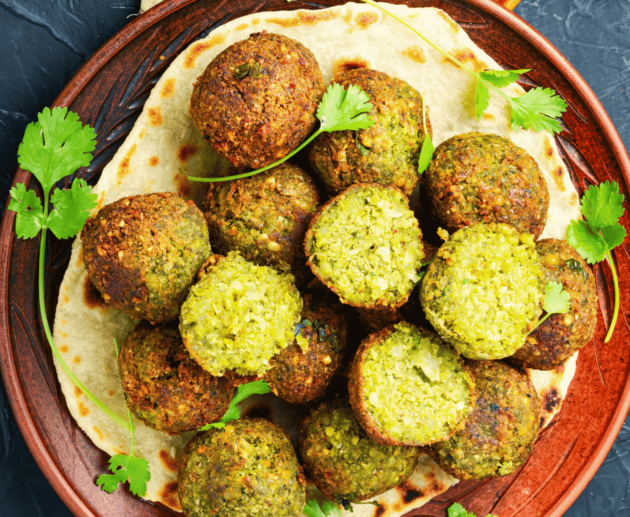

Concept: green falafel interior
[[306, 184, 424, 308], [180, 252, 302, 376]]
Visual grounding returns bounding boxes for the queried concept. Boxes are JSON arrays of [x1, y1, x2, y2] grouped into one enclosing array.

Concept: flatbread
[[52, 2, 581, 513]]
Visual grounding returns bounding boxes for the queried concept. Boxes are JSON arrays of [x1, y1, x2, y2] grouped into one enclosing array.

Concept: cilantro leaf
[[480, 69, 530, 88], [8, 183, 45, 239], [600, 223, 626, 251], [447, 502, 497, 517], [474, 80, 490, 122], [509, 87, 567, 134], [417, 97, 434, 174], [581, 181, 625, 229], [96, 454, 150, 497], [318, 83, 374, 132], [567, 219, 610, 264], [47, 178, 98, 239], [304, 500, 342, 517], [543, 281, 571, 315], [18, 107, 96, 193], [199, 380, 271, 431]]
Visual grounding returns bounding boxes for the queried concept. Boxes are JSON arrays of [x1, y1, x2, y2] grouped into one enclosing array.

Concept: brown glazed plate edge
[[0, 1, 628, 516]]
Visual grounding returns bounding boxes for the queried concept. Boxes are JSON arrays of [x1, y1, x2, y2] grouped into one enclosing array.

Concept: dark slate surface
[[0, 0, 628, 515]]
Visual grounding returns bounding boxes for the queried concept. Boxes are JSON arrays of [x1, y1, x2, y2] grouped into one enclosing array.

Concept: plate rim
[[0, 1, 628, 516]]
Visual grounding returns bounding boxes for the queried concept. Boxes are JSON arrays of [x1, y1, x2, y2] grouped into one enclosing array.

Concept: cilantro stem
[[604, 250, 620, 343], [530, 312, 551, 333], [38, 195, 131, 432], [188, 131, 322, 183]]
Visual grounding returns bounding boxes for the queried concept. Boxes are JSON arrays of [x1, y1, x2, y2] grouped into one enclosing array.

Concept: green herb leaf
[[580, 180, 625, 230], [566, 220, 609, 264], [304, 500, 342, 517], [474, 80, 490, 122], [17, 107, 96, 193], [480, 69, 530, 88], [318, 83, 374, 132], [543, 281, 571, 315], [417, 96, 434, 174], [47, 178, 98, 239], [447, 502, 497, 517], [509, 87, 567, 134], [8, 183, 45, 239], [199, 380, 271, 431], [96, 454, 151, 497]]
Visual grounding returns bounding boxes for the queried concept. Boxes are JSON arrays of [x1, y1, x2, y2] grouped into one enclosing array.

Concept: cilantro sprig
[[97, 339, 151, 496], [417, 93, 434, 175], [530, 281, 571, 332], [567, 181, 627, 342], [360, 0, 567, 134], [199, 380, 271, 431], [448, 502, 497, 517], [304, 499, 343, 517], [188, 82, 374, 183]]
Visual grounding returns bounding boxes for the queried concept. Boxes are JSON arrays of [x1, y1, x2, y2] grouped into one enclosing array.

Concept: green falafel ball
[[427, 360, 541, 479], [298, 398, 419, 503], [421, 223, 544, 360], [180, 252, 302, 376], [349, 323, 474, 446], [305, 184, 424, 309], [81, 192, 211, 323], [179, 418, 306, 517]]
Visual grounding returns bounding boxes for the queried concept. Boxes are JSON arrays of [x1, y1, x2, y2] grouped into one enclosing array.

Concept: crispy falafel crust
[[118, 321, 232, 433], [421, 132, 549, 239], [204, 163, 319, 284], [178, 418, 305, 517], [190, 31, 324, 170], [298, 398, 419, 502], [81, 192, 211, 323], [348, 323, 474, 447], [427, 360, 542, 480], [309, 68, 431, 195], [510, 239, 598, 370], [266, 291, 348, 404]]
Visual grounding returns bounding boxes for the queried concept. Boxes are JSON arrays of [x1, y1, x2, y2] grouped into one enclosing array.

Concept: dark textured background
[[0, 0, 628, 515]]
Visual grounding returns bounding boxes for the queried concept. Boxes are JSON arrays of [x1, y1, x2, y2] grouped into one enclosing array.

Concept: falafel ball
[[349, 323, 474, 446], [304, 184, 425, 309], [309, 68, 431, 195], [421, 133, 549, 239], [298, 398, 419, 503], [510, 239, 598, 370], [266, 291, 349, 404], [190, 31, 324, 170], [204, 163, 319, 284], [427, 360, 541, 480], [118, 321, 232, 433], [179, 252, 302, 376], [82, 192, 211, 323], [179, 418, 305, 517], [421, 223, 544, 360]]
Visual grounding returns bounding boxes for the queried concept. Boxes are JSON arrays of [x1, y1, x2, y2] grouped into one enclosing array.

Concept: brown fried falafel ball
[[427, 360, 541, 480], [82, 192, 211, 323], [204, 163, 319, 284], [421, 132, 549, 239], [118, 321, 232, 433], [266, 290, 348, 404], [510, 239, 598, 370], [309, 68, 431, 195], [191, 31, 324, 170]]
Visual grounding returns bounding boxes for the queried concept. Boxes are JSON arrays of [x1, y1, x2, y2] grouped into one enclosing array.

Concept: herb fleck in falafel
[[305, 184, 424, 309], [421, 223, 544, 360], [204, 163, 319, 284], [427, 360, 541, 480], [309, 68, 431, 195], [118, 321, 232, 433], [298, 398, 419, 503], [82, 192, 211, 323], [349, 323, 474, 446], [179, 418, 305, 517], [421, 132, 549, 239], [179, 252, 302, 376], [191, 31, 324, 170], [266, 290, 348, 404], [510, 239, 597, 370]]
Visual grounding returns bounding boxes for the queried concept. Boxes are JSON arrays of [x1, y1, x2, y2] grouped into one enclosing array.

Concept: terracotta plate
[[1, 0, 629, 516]]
